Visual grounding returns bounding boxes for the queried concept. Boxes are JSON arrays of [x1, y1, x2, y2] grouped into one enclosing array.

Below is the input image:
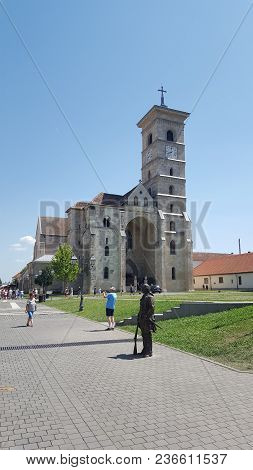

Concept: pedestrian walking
[[137, 284, 155, 357], [93, 286, 97, 296], [26, 293, 36, 327], [105, 287, 117, 330]]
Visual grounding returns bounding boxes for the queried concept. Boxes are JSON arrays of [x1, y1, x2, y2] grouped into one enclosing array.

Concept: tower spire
[[158, 85, 167, 107]]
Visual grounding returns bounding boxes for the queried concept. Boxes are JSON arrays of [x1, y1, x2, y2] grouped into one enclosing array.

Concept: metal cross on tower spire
[[158, 85, 167, 107]]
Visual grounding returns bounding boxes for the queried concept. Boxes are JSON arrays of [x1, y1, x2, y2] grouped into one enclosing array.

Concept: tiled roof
[[91, 192, 123, 206], [192, 252, 228, 262], [193, 252, 253, 276], [40, 217, 69, 236]]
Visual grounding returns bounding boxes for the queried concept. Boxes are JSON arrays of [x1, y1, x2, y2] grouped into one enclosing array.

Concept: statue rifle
[[133, 323, 139, 356]]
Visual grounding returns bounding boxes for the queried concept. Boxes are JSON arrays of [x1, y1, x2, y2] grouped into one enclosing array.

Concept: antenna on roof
[[238, 238, 241, 254]]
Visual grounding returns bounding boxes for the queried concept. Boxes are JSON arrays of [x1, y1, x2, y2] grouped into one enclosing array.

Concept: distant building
[[17, 217, 69, 293], [193, 252, 253, 290], [33, 216, 69, 260]]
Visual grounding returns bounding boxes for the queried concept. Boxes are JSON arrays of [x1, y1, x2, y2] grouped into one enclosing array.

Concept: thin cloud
[[10, 235, 35, 252], [20, 236, 36, 245]]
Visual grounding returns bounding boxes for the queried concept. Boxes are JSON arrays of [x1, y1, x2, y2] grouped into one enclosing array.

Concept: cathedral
[[29, 94, 193, 294], [65, 95, 193, 292]]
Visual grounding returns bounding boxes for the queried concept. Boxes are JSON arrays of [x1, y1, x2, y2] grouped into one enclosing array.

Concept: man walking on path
[[138, 284, 155, 357], [105, 287, 117, 330]]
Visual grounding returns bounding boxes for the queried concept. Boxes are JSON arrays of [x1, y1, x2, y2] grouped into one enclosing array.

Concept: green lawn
[[49, 296, 180, 322], [123, 306, 253, 371]]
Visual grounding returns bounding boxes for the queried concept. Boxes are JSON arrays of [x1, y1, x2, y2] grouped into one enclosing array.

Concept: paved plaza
[[0, 299, 252, 450]]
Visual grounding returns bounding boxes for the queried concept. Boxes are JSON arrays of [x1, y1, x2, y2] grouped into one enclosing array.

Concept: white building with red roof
[[193, 252, 253, 290]]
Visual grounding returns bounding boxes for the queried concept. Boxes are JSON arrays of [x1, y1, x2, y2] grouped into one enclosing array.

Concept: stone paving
[[0, 299, 252, 450]]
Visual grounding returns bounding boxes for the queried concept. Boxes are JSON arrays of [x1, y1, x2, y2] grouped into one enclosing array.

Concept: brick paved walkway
[[0, 300, 252, 450]]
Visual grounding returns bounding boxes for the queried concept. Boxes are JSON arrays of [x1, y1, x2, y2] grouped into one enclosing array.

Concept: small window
[[170, 221, 175, 231], [172, 267, 176, 280], [104, 267, 109, 279], [147, 133, 152, 146], [105, 237, 108, 245], [169, 168, 173, 176], [238, 276, 242, 285], [170, 204, 174, 213], [204, 278, 209, 284], [148, 170, 151, 180], [219, 277, 224, 284], [167, 130, 174, 142], [103, 217, 110, 227], [144, 197, 148, 207], [148, 188, 152, 196], [170, 240, 176, 255], [169, 185, 174, 195], [105, 246, 109, 256], [134, 196, 138, 206]]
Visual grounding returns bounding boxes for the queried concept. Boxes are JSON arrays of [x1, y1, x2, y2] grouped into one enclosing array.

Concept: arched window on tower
[[148, 188, 152, 196], [147, 133, 152, 146], [169, 168, 174, 176], [148, 170, 151, 180], [170, 221, 175, 231], [170, 204, 174, 213], [134, 196, 138, 206], [103, 217, 110, 227], [172, 267, 176, 280], [144, 197, 148, 207], [104, 267, 109, 279], [167, 130, 174, 141], [169, 185, 174, 195], [170, 240, 176, 255], [105, 246, 109, 256]]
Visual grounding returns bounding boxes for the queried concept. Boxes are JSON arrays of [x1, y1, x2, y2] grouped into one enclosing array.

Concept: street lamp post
[[79, 254, 85, 312]]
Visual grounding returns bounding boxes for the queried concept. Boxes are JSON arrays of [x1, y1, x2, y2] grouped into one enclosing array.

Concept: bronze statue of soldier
[[137, 284, 155, 357]]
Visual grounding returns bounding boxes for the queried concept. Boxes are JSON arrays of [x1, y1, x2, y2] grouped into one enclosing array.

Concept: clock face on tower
[[146, 149, 152, 163], [166, 145, 177, 159]]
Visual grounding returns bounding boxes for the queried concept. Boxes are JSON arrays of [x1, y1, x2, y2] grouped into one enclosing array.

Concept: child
[[26, 293, 36, 327]]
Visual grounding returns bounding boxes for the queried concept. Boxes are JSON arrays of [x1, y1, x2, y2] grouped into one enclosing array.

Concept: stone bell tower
[[137, 88, 193, 291]]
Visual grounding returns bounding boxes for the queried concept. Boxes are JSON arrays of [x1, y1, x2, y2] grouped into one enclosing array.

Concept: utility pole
[[238, 238, 241, 254]]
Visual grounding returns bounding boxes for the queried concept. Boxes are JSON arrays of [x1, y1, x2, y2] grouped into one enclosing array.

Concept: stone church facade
[[67, 103, 193, 293]]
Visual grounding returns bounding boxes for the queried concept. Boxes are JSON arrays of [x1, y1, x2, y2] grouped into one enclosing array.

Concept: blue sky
[[0, 0, 253, 282]]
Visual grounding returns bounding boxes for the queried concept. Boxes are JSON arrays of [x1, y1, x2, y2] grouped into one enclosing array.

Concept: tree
[[35, 266, 54, 293], [0, 278, 2, 287], [51, 244, 79, 293]]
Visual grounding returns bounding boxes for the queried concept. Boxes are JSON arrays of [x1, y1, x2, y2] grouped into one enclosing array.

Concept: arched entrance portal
[[125, 217, 156, 288]]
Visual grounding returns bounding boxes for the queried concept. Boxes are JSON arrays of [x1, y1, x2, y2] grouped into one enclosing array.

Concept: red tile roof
[[91, 192, 123, 206], [193, 252, 253, 276], [193, 252, 228, 262]]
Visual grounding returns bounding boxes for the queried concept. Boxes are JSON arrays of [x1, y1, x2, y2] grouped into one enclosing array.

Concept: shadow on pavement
[[109, 354, 145, 360], [11, 326, 28, 328], [0, 338, 142, 352]]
